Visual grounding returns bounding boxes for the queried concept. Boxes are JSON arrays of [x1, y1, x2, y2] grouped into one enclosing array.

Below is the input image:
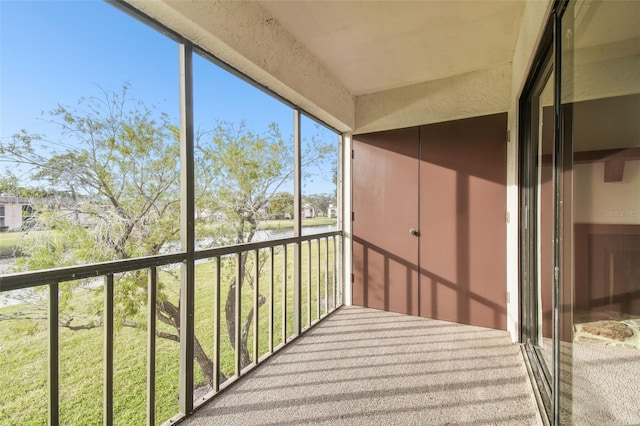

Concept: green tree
[[2, 85, 182, 264], [269, 191, 294, 218], [196, 121, 295, 368], [195, 120, 335, 369], [0, 175, 53, 199], [0, 85, 225, 382], [1, 85, 337, 389]]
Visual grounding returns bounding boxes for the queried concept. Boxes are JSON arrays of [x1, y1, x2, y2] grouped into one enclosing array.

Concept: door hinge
[[352, 211, 355, 221], [351, 273, 355, 283], [506, 291, 510, 304], [506, 211, 510, 223], [351, 149, 355, 159], [506, 130, 511, 144]]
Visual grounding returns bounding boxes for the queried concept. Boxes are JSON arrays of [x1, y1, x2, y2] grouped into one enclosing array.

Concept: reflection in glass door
[[561, 0, 640, 423]]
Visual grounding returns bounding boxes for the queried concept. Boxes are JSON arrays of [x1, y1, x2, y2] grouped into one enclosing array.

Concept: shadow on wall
[[353, 235, 506, 330], [352, 113, 508, 330]]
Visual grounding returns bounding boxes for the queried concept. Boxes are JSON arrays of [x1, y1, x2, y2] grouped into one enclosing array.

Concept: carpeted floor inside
[[560, 338, 640, 425], [182, 306, 542, 426]]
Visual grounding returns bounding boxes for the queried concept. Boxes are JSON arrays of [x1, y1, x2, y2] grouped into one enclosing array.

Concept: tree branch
[[156, 330, 180, 342]]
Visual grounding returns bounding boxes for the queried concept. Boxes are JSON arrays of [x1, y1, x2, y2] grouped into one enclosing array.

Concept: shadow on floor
[[183, 306, 542, 426]]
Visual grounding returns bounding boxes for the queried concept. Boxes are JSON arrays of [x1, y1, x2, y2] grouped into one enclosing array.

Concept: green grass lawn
[[0, 231, 28, 257], [0, 241, 338, 425], [258, 217, 337, 230], [0, 230, 57, 258]]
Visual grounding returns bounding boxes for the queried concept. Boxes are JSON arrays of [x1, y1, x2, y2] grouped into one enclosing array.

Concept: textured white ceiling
[[258, 1, 527, 96]]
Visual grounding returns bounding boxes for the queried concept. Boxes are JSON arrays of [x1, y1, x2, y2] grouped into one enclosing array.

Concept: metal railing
[[0, 231, 342, 425]]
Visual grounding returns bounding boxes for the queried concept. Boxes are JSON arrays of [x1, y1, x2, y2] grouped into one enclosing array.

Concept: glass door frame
[[518, 2, 569, 424], [519, 48, 555, 422]]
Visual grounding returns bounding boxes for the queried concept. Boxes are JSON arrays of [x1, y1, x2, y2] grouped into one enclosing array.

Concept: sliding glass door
[[521, 1, 640, 424]]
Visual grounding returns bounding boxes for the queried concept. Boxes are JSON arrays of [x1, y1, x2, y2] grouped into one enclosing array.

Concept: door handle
[[409, 228, 420, 237]]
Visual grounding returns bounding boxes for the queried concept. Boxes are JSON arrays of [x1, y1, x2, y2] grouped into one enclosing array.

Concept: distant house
[[212, 211, 227, 222], [302, 203, 315, 219], [0, 196, 32, 231], [257, 204, 270, 219], [327, 203, 337, 219], [0, 195, 99, 231], [195, 207, 212, 220]]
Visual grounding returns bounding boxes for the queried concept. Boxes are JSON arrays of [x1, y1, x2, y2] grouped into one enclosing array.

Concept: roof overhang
[[125, 0, 528, 133]]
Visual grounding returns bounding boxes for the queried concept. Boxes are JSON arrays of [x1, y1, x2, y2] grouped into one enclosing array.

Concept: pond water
[[254, 224, 337, 241]]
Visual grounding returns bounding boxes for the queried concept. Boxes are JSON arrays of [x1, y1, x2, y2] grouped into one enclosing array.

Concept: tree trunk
[[225, 283, 252, 369], [224, 287, 267, 371], [157, 300, 216, 388], [193, 335, 214, 388], [223, 245, 268, 373]]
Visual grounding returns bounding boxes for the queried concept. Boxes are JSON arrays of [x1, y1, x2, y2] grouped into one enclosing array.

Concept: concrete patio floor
[[183, 306, 543, 425]]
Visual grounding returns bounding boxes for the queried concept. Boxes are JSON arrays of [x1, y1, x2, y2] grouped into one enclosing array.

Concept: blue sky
[[1, 0, 336, 194], [2, 1, 176, 136]]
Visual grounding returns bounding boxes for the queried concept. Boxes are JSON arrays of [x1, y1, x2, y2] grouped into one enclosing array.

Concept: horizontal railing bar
[[0, 253, 187, 291], [5, 227, 343, 425], [0, 231, 341, 292], [162, 412, 185, 426], [194, 231, 340, 260]]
